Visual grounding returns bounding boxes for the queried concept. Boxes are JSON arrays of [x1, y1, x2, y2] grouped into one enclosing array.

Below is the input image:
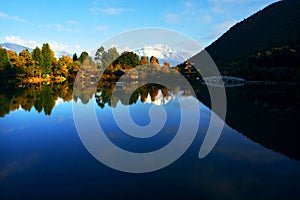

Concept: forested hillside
[[205, 0, 300, 81]]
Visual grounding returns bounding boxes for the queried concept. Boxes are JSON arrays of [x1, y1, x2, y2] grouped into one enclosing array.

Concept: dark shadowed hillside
[[204, 0, 300, 80]]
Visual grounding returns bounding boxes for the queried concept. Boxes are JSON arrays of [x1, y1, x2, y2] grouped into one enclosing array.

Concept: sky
[[0, 0, 279, 55]]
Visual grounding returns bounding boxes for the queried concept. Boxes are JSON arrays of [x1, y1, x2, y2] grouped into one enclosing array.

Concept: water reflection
[[1, 81, 300, 199], [1, 81, 299, 162], [0, 82, 73, 117], [0, 81, 193, 117], [198, 84, 300, 160], [0, 153, 40, 182], [95, 82, 182, 109]]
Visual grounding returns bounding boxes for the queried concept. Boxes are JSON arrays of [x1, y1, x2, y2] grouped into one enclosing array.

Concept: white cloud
[[56, 24, 69, 32], [3, 35, 77, 56], [75, 44, 81, 50], [4, 35, 39, 49], [43, 24, 79, 33], [0, 12, 26, 23], [48, 41, 72, 53], [106, 44, 132, 54], [91, 7, 133, 15], [56, 24, 79, 33], [165, 14, 181, 24]]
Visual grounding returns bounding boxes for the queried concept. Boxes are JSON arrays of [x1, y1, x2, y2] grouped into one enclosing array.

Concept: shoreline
[[20, 76, 67, 83]]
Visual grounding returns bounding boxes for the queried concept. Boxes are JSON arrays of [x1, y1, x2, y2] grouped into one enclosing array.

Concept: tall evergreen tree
[[19, 49, 32, 67], [41, 43, 53, 75], [0, 47, 14, 80], [94, 46, 119, 69], [78, 51, 89, 63], [73, 53, 78, 61], [32, 47, 43, 66], [112, 51, 139, 69], [0, 47, 10, 72], [31, 47, 43, 77]]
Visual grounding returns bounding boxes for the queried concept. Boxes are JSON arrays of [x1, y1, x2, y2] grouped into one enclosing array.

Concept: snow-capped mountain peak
[[142, 89, 175, 106], [133, 43, 193, 66]]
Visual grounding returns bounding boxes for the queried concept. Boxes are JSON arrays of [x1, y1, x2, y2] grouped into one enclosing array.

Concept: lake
[[1, 81, 300, 199]]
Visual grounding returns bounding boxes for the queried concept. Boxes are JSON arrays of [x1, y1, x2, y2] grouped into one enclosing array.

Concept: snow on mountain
[[143, 89, 175, 106], [141, 88, 197, 106], [0, 43, 33, 54], [0, 42, 72, 58], [55, 51, 72, 58], [133, 44, 193, 66]]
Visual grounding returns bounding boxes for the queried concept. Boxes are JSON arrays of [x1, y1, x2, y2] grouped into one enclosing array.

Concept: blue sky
[[0, 0, 278, 55]]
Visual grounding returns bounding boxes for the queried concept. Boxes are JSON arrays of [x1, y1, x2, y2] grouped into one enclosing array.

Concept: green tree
[[19, 49, 32, 66], [40, 85, 55, 115], [108, 47, 119, 62], [78, 51, 89, 63], [73, 53, 78, 61], [112, 51, 139, 70], [94, 46, 119, 69], [41, 43, 54, 76], [69, 60, 81, 76], [57, 55, 73, 77], [94, 46, 105, 63], [0, 47, 11, 72], [19, 49, 34, 76], [51, 57, 58, 76], [7, 50, 19, 66], [0, 47, 15, 81], [32, 47, 43, 66], [31, 47, 43, 78]]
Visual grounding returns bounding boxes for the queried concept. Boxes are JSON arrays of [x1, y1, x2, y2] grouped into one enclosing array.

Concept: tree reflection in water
[[0, 82, 73, 117], [0, 80, 193, 117], [1, 80, 300, 162]]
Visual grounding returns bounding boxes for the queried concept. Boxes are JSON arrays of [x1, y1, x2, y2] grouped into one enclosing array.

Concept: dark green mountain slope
[[205, 0, 300, 81]]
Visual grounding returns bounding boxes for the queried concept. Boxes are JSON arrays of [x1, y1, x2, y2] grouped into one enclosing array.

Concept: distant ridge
[[0, 43, 33, 54], [0, 42, 72, 58]]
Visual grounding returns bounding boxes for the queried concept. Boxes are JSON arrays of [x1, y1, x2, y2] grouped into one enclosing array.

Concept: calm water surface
[[0, 82, 300, 199]]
